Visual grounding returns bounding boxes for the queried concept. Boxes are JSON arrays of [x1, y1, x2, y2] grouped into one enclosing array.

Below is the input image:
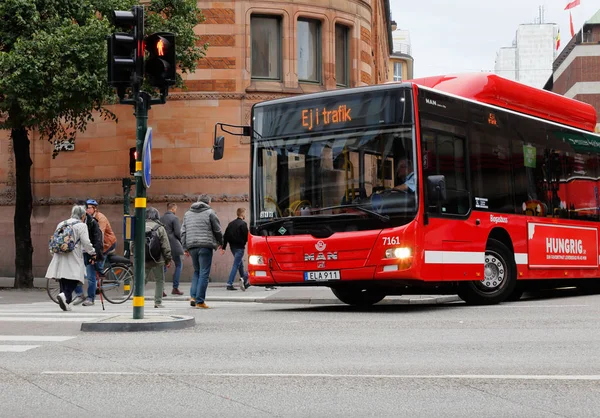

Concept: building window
[[393, 62, 403, 82], [298, 19, 321, 83], [251, 15, 281, 80], [335, 24, 349, 87]]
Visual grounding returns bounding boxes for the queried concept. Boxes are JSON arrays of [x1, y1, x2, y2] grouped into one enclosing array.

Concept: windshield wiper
[[255, 204, 390, 232], [255, 217, 311, 232], [310, 204, 390, 222]]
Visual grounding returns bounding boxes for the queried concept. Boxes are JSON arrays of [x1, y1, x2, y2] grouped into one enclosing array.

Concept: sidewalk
[[0, 277, 460, 305]]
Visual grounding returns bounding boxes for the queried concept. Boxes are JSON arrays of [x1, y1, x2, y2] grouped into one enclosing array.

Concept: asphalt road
[[0, 288, 599, 417]]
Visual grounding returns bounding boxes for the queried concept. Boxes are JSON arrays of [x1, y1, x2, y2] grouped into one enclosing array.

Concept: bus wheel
[[331, 287, 386, 307], [458, 239, 516, 305]]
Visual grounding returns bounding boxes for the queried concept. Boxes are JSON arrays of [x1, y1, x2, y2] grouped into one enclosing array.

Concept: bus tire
[[331, 286, 386, 307], [458, 238, 516, 305]]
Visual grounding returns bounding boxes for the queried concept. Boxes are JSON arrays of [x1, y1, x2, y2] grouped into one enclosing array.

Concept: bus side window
[[422, 128, 469, 216]]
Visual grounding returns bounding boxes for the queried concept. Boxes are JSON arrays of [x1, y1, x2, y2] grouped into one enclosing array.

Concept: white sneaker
[[239, 277, 246, 292], [72, 295, 85, 306], [65, 303, 72, 311], [82, 299, 95, 306], [57, 293, 68, 311]]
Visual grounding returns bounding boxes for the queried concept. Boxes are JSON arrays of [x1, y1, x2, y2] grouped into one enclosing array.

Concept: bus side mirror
[[427, 175, 447, 203], [213, 135, 225, 161]]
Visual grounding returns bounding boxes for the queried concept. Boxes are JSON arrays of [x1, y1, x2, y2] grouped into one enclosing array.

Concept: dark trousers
[[59, 279, 80, 304]]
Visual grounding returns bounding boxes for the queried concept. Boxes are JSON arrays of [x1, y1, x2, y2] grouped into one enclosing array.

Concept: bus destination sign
[[301, 105, 352, 131], [253, 89, 411, 139]]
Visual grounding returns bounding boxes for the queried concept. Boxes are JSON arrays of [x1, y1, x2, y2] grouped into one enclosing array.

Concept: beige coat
[[45, 219, 96, 283]]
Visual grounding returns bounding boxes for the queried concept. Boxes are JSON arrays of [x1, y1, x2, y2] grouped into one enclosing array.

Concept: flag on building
[[570, 12, 575, 37], [556, 29, 561, 50], [564, 0, 580, 10]]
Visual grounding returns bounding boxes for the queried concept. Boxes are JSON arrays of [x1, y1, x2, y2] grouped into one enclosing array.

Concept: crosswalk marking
[[0, 345, 40, 352], [0, 336, 75, 342], [0, 335, 76, 353]]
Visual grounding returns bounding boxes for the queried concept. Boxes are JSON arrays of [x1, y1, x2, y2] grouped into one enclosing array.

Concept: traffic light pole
[[132, 91, 149, 319]]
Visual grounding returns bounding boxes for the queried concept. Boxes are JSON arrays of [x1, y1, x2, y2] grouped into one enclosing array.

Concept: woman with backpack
[[45, 205, 97, 311], [144, 207, 172, 308]]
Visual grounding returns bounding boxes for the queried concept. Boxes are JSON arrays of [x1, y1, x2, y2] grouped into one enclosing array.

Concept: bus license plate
[[304, 270, 341, 281]]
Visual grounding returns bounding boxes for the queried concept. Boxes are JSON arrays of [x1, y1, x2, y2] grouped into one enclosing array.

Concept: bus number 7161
[[382, 237, 401, 246]]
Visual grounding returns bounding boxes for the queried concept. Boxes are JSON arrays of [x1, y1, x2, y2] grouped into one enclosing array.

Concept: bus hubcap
[[483, 251, 505, 289]]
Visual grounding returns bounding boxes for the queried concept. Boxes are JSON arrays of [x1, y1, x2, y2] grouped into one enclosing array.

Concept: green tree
[[0, 0, 207, 288]]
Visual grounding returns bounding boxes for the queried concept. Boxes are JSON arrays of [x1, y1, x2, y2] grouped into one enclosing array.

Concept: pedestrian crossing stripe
[[0, 336, 75, 342], [0, 335, 76, 352], [0, 345, 40, 352]]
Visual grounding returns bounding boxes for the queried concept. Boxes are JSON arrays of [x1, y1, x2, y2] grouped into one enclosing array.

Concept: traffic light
[[108, 6, 144, 89], [145, 32, 176, 88], [129, 147, 137, 175]]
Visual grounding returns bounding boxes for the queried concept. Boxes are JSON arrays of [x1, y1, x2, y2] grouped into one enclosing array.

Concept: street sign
[[142, 127, 152, 188]]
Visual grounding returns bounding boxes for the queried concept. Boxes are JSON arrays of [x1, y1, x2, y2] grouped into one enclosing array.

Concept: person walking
[[80, 209, 104, 306], [46, 205, 97, 311], [72, 200, 104, 306], [181, 194, 223, 309], [221, 208, 250, 291], [160, 203, 184, 295], [144, 207, 172, 308]]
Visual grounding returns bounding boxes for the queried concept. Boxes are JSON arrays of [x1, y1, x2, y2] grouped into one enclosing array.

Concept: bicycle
[[47, 254, 134, 305]]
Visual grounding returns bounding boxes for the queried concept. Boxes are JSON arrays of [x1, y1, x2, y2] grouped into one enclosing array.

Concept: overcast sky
[[390, 0, 600, 78]]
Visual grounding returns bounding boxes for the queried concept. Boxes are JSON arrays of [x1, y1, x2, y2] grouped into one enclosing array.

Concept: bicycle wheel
[[46, 278, 60, 304], [100, 264, 134, 304]]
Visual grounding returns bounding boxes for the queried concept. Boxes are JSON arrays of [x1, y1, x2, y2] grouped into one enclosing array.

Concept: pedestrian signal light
[[145, 32, 176, 88], [129, 147, 137, 175]]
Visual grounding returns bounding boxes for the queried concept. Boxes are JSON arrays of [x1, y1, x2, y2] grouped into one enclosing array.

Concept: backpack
[[49, 221, 80, 254], [145, 224, 162, 263]]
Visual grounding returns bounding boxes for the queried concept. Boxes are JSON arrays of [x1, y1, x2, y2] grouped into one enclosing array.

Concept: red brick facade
[[0, 0, 393, 278], [550, 20, 600, 134]]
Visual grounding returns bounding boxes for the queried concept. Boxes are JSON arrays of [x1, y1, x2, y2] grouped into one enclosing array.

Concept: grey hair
[[146, 207, 160, 221], [71, 205, 86, 220], [198, 194, 211, 204]]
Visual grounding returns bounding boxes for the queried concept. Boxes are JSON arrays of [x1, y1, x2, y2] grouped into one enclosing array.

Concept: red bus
[[214, 73, 600, 306]]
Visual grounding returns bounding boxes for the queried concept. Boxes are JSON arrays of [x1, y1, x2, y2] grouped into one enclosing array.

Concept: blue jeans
[[76, 255, 104, 299], [227, 248, 248, 286], [164, 255, 182, 289], [189, 247, 213, 304]]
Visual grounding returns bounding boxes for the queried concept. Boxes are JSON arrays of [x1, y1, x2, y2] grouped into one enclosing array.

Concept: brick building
[[0, 0, 393, 278], [546, 9, 600, 133]]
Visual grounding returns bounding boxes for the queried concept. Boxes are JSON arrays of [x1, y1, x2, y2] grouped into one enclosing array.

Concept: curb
[[80, 315, 195, 332], [145, 295, 462, 305]]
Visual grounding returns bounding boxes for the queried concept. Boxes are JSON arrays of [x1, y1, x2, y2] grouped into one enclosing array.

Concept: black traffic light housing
[[129, 147, 137, 175], [107, 6, 144, 93], [145, 32, 176, 88]]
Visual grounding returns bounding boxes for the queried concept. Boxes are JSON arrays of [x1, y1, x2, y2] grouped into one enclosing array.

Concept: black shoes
[[226, 285, 237, 291]]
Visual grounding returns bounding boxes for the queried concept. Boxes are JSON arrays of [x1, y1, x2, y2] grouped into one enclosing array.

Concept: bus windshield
[[251, 126, 417, 235]]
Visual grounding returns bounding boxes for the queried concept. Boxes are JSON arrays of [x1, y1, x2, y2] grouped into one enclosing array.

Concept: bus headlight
[[385, 247, 412, 259], [249, 255, 265, 265]]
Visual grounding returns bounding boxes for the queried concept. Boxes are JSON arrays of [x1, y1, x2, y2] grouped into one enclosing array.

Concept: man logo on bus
[[316, 241, 326, 251]]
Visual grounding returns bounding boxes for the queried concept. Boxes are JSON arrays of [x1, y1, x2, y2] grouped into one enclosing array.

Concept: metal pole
[[132, 91, 149, 319]]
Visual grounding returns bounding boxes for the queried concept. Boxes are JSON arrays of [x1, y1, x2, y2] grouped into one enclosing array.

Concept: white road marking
[[40, 371, 600, 381], [0, 317, 105, 322], [0, 345, 40, 352], [0, 336, 75, 342]]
